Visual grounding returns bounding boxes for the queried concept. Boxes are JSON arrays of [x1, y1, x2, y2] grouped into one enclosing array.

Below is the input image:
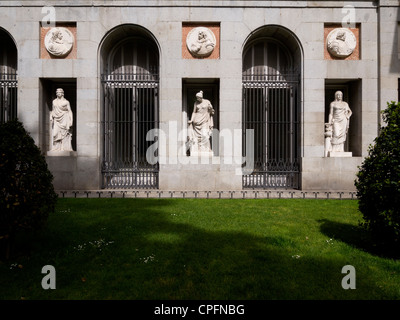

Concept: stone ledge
[[328, 151, 353, 157], [47, 150, 78, 157], [0, 1, 378, 9]]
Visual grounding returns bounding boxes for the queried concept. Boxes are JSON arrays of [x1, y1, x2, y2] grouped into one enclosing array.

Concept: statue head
[[198, 31, 206, 40], [336, 31, 346, 42], [51, 28, 63, 42], [335, 91, 343, 101], [56, 88, 64, 98], [196, 90, 203, 102]]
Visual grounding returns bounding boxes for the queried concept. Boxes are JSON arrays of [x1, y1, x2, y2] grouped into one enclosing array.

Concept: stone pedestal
[[190, 151, 213, 157], [47, 150, 77, 157], [328, 151, 352, 157]]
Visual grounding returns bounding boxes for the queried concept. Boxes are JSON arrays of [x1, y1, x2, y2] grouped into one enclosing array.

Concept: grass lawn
[[1, 198, 399, 300]]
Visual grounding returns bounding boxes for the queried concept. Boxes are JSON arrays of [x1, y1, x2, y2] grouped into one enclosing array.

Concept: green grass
[[1, 198, 399, 300]]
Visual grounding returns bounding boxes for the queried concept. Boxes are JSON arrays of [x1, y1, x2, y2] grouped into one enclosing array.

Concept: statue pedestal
[[190, 151, 213, 157], [47, 150, 77, 157], [328, 151, 352, 157]]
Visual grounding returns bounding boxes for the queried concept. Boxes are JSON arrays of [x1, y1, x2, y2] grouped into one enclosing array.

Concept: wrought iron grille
[[101, 71, 159, 189], [0, 72, 17, 124], [242, 69, 300, 189]]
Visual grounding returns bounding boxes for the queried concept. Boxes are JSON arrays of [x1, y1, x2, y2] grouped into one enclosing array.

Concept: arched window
[[0, 29, 17, 123], [107, 37, 158, 77], [243, 38, 292, 77], [101, 29, 159, 189], [242, 35, 301, 189]]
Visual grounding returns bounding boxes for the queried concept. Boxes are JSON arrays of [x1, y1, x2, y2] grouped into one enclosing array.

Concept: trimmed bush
[[0, 119, 58, 259], [355, 101, 400, 249]]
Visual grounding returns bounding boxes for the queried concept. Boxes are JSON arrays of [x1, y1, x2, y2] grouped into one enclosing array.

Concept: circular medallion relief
[[326, 28, 357, 58], [186, 27, 216, 58], [44, 27, 74, 57]]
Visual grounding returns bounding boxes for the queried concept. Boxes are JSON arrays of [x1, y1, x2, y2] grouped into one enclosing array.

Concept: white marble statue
[[327, 91, 352, 154], [186, 27, 216, 58], [188, 90, 215, 154], [50, 88, 73, 152], [44, 27, 74, 57]]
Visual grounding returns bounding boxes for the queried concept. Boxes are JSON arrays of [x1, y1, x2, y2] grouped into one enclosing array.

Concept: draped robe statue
[[50, 88, 73, 152], [188, 91, 214, 155], [327, 91, 352, 153]]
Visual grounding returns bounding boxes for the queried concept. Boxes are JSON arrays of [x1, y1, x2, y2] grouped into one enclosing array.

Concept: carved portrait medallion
[[186, 27, 216, 58], [326, 28, 357, 58], [44, 27, 74, 57]]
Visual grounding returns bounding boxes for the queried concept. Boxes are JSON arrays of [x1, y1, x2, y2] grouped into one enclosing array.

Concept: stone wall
[[0, 0, 398, 191]]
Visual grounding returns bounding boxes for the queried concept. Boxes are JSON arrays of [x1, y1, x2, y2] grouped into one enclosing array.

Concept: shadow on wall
[[389, 6, 400, 74]]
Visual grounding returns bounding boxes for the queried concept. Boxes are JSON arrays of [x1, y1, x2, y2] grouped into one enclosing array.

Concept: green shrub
[[0, 119, 58, 259], [355, 101, 400, 249]]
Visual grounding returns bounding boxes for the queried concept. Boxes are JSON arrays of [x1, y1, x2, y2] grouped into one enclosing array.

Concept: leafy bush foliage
[[355, 101, 400, 248], [0, 119, 57, 256]]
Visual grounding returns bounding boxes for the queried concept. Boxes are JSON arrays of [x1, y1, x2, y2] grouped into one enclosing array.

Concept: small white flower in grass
[[291, 255, 301, 259], [73, 239, 114, 252], [140, 254, 156, 263], [9, 263, 18, 270], [73, 243, 86, 251]]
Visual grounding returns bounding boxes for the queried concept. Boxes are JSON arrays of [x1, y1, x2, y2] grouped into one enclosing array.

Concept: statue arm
[[208, 101, 214, 115], [67, 102, 73, 127], [208, 102, 214, 131], [346, 104, 352, 119], [328, 103, 334, 124], [188, 103, 196, 124]]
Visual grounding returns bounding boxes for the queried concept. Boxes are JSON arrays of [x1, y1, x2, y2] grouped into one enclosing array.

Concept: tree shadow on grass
[[105, 203, 395, 299], [1, 199, 396, 300], [318, 219, 400, 260]]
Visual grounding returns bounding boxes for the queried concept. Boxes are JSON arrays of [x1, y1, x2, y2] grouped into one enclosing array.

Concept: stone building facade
[[0, 0, 399, 192]]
